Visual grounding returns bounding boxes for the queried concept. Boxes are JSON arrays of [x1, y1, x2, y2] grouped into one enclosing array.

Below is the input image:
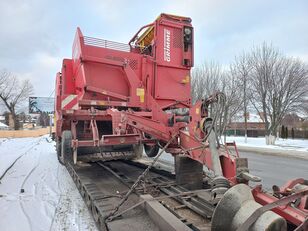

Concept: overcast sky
[[0, 0, 307, 98]]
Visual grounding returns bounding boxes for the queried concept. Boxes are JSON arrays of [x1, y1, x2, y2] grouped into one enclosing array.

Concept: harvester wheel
[[144, 144, 159, 157], [60, 130, 73, 164], [56, 139, 65, 165], [132, 143, 143, 159]]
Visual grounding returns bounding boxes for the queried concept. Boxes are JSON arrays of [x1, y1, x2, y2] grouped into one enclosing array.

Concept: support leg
[[73, 148, 77, 164], [175, 155, 203, 190]]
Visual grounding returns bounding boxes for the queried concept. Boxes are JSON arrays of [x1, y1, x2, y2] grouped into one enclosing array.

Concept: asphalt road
[[160, 150, 308, 191], [240, 151, 308, 190]]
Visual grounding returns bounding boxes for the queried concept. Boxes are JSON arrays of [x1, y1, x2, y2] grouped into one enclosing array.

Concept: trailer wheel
[[56, 139, 65, 165], [144, 144, 159, 157], [60, 130, 73, 164], [133, 143, 143, 159]]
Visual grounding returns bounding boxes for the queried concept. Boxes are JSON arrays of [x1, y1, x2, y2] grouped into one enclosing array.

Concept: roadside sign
[[29, 97, 54, 114]]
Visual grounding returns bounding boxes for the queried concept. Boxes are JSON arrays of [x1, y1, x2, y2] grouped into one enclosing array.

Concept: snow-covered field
[[0, 136, 98, 231]]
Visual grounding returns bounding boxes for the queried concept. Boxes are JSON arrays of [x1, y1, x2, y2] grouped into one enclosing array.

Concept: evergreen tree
[[291, 128, 295, 139], [281, 125, 285, 139]]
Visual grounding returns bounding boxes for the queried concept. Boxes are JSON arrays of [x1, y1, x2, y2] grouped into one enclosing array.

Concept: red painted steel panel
[[155, 66, 190, 102], [62, 59, 75, 95]]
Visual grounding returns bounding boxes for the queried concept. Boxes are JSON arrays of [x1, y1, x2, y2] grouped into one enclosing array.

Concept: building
[[227, 112, 266, 137], [0, 121, 9, 130], [0, 115, 5, 124]]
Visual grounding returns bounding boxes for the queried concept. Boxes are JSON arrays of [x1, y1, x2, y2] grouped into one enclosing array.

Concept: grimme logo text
[[164, 29, 171, 62]]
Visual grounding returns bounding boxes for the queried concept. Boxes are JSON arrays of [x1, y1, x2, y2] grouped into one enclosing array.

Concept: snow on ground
[[226, 136, 308, 151], [0, 135, 98, 231], [1, 135, 306, 231], [149, 136, 308, 168], [159, 136, 308, 164], [0, 137, 41, 179], [225, 136, 308, 159]]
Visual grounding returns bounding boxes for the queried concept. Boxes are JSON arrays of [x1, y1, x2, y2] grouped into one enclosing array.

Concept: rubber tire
[[56, 139, 65, 165], [144, 144, 159, 157], [60, 130, 73, 164]]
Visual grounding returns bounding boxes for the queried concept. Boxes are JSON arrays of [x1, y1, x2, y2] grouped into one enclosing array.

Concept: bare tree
[[248, 43, 308, 144], [191, 62, 242, 139], [230, 53, 252, 143], [220, 72, 243, 140], [191, 62, 222, 103], [0, 69, 33, 130], [303, 100, 308, 116], [36, 112, 50, 127]]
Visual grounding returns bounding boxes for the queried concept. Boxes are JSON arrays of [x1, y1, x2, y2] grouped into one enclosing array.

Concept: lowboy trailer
[[55, 13, 308, 230]]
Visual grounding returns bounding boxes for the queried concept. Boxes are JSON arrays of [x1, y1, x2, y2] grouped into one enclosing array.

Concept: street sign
[[29, 97, 54, 114]]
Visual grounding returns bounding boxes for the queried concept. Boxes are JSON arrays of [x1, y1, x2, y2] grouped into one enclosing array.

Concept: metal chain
[[108, 188, 209, 221], [105, 134, 178, 222]]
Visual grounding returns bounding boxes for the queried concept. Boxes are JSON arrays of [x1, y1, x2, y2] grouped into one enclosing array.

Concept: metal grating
[[173, 28, 183, 48], [129, 59, 138, 70], [84, 36, 131, 52]]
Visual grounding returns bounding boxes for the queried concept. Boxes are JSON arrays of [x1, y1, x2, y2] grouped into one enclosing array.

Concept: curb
[[234, 145, 308, 160]]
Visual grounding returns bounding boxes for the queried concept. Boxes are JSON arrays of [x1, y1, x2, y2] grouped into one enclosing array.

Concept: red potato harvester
[[54, 13, 308, 230]]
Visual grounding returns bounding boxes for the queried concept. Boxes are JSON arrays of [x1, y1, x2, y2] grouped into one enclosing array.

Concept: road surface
[[160, 151, 308, 190], [240, 151, 308, 190]]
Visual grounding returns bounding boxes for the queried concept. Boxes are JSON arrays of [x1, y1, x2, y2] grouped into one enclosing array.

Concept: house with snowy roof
[[0, 121, 9, 130], [227, 112, 266, 137]]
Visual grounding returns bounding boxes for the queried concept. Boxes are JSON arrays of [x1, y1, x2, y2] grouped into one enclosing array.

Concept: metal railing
[[84, 36, 131, 52]]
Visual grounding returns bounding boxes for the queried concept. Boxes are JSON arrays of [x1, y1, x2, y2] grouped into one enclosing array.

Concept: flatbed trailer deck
[[66, 158, 215, 231]]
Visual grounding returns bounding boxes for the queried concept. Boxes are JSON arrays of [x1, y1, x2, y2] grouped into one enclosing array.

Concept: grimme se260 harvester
[[55, 14, 308, 230]]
